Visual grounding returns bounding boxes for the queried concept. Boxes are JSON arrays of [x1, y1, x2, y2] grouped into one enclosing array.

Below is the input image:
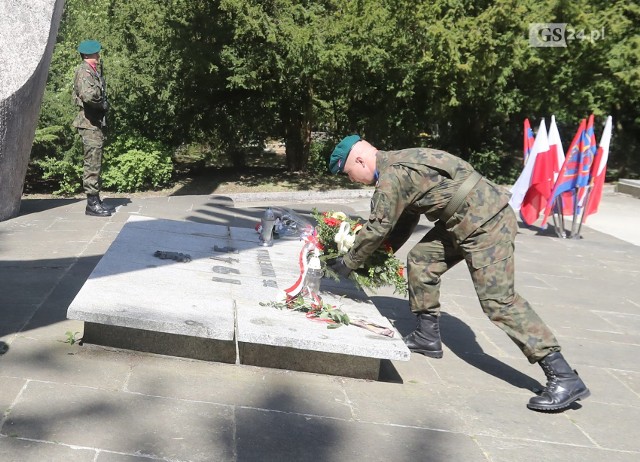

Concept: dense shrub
[[102, 138, 173, 192]]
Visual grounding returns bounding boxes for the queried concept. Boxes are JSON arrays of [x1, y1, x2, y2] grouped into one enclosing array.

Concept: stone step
[[616, 179, 640, 199]]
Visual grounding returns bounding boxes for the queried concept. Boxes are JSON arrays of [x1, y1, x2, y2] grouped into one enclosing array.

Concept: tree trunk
[[284, 83, 313, 172]]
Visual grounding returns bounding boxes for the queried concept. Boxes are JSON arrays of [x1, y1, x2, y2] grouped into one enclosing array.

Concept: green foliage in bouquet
[[311, 209, 408, 296], [259, 298, 351, 329]]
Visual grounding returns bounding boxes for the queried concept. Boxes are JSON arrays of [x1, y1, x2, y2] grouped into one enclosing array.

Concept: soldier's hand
[[329, 257, 352, 278]]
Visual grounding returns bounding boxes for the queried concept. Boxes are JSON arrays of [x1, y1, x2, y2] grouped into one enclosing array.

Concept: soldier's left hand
[[330, 257, 352, 278]]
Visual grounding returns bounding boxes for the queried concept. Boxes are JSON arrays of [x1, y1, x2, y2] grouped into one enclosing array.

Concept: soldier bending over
[[328, 135, 590, 412]]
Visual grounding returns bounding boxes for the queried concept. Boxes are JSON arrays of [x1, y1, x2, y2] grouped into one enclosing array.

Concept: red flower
[[398, 267, 405, 278], [382, 241, 393, 253], [323, 217, 340, 227]]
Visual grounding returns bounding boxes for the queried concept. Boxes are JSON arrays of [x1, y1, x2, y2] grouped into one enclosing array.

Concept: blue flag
[[576, 114, 596, 189], [549, 119, 586, 200]]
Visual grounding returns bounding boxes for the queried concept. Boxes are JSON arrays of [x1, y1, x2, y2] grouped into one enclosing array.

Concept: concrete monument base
[[84, 323, 237, 363], [239, 343, 382, 380], [67, 215, 410, 380]]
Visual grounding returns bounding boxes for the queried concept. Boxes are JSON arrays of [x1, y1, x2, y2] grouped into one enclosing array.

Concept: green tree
[[219, 0, 340, 171], [30, 0, 640, 195]]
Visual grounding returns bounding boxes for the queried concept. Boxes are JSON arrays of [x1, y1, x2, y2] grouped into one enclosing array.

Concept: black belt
[[440, 171, 482, 222]]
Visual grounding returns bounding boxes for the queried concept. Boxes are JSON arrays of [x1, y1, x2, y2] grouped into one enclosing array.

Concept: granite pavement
[[0, 186, 639, 461]]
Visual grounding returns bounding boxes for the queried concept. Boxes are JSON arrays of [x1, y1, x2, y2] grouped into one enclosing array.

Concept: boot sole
[[527, 388, 591, 411], [85, 210, 111, 217], [409, 348, 443, 359]]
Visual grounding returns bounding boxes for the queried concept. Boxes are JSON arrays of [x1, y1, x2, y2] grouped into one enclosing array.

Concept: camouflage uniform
[[343, 148, 560, 363], [72, 61, 107, 195]]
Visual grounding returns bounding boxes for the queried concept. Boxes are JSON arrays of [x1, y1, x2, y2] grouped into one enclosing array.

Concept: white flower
[[334, 221, 356, 254]]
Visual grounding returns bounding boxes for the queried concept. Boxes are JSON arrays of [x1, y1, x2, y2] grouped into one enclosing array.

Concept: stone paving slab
[[0, 377, 26, 412], [0, 338, 131, 390], [3, 191, 640, 461], [2, 381, 236, 462], [474, 435, 639, 462], [567, 400, 640, 452], [234, 407, 488, 462], [441, 386, 594, 445], [124, 355, 354, 419], [0, 437, 96, 462]]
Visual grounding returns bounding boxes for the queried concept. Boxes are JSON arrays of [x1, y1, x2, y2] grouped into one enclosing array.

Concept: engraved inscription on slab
[[212, 266, 240, 275], [212, 277, 241, 285], [257, 249, 276, 278], [213, 245, 238, 254], [210, 256, 239, 264]]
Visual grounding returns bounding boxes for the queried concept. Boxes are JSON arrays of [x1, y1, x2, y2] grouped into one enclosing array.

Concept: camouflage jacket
[[72, 61, 107, 129], [343, 148, 511, 269]]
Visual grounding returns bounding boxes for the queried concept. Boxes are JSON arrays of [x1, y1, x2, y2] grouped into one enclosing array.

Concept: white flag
[[547, 115, 565, 181], [509, 119, 549, 210]]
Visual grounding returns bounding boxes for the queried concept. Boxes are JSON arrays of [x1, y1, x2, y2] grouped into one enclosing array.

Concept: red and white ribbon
[[284, 229, 321, 298]]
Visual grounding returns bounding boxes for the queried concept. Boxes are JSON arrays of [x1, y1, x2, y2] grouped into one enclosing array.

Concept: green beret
[[77, 40, 101, 55], [329, 135, 361, 174]]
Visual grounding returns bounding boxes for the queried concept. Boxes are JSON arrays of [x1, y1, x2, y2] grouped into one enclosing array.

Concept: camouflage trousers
[[77, 126, 104, 195], [407, 205, 560, 363]]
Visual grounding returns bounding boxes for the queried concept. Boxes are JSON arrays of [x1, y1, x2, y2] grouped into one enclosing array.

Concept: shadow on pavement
[[18, 198, 82, 216], [369, 297, 542, 391], [0, 255, 102, 337], [440, 313, 542, 392], [18, 197, 132, 217]]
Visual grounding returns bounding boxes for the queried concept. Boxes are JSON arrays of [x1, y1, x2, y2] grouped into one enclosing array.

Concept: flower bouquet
[[312, 209, 408, 296], [255, 207, 405, 332]]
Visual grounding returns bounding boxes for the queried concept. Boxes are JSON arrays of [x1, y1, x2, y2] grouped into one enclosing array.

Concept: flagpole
[[552, 196, 564, 238], [550, 197, 561, 237], [550, 211, 560, 237], [575, 184, 593, 238], [552, 196, 565, 238], [570, 188, 581, 238]]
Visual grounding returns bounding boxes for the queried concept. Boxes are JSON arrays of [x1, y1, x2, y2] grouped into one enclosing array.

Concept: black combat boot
[[403, 313, 444, 358], [527, 352, 590, 411], [97, 194, 116, 213], [86, 194, 112, 217]]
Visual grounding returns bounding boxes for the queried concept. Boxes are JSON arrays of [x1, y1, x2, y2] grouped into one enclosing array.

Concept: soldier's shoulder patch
[[370, 191, 391, 222]]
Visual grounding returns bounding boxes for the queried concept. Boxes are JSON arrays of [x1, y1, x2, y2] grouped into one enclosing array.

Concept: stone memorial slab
[[68, 215, 410, 379], [67, 216, 237, 362]]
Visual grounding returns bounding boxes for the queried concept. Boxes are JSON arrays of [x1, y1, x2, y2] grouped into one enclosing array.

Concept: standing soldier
[[73, 39, 114, 217], [328, 135, 590, 412]]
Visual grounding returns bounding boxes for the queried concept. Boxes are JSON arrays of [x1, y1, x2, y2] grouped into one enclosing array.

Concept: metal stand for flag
[[573, 184, 593, 239], [569, 188, 582, 239], [551, 205, 563, 237], [551, 196, 566, 238]]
